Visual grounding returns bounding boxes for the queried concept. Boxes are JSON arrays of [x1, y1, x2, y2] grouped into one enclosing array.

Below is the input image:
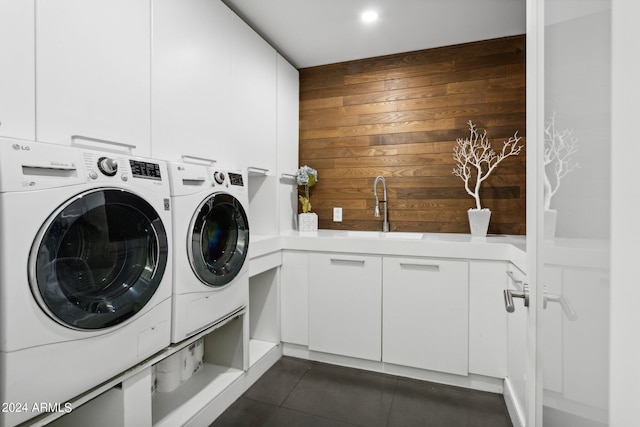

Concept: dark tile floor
[[211, 356, 513, 427]]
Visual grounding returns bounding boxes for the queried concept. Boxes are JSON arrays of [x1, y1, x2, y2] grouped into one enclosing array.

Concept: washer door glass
[[30, 189, 168, 330], [189, 193, 249, 287]]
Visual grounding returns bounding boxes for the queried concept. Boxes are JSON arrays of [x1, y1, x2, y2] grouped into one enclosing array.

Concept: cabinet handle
[[399, 263, 439, 272], [330, 258, 365, 265], [181, 155, 217, 165], [182, 178, 206, 185], [71, 135, 136, 153], [248, 166, 269, 175], [506, 270, 523, 286]]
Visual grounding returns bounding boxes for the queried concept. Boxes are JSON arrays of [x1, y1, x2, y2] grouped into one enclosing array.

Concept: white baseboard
[[503, 377, 525, 427], [282, 343, 503, 394]]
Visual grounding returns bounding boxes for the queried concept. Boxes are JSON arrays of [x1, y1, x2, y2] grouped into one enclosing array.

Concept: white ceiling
[[222, 0, 527, 69]]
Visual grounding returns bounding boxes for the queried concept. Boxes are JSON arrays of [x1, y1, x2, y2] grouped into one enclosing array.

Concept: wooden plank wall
[[299, 35, 526, 235]]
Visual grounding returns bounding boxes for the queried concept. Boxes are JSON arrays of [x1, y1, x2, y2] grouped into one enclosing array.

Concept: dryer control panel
[[130, 160, 162, 180], [228, 172, 244, 187]]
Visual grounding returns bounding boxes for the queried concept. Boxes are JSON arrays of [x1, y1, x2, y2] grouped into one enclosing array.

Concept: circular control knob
[[214, 171, 226, 185], [97, 157, 118, 176], [89, 171, 98, 180]]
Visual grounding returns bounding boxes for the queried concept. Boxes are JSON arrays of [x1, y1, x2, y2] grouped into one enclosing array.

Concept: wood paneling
[[299, 35, 526, 235]]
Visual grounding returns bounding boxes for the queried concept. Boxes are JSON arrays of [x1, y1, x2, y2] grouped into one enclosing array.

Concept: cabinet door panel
[[0, 0, 35, 140], [506, 265, 528, 411], [280, 251, 309, 346], [36, 0, 151, 155], [383, 257, 469, 376], [276, 54, 299, 233], [231, 13, 277, 172], [468, 261, 508, 378], [309, 253, 382, 361], [151, 0, 233, 162]]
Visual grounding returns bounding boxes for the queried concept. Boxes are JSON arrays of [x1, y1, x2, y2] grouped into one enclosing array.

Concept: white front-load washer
[[167, 161, 249, 343], [0, 138, 173, 426]]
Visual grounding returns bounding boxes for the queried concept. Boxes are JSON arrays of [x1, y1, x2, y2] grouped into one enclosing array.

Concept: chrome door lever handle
[[504, 285, 530, 313]]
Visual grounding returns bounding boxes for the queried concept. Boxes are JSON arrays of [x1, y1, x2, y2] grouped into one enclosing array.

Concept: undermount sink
[[345, 230, 382, 238], [383, 232, 423, 240], [345, 231, 424, 240]]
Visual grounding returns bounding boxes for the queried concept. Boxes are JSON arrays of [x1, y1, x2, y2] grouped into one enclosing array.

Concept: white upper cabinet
[[231, 13, 277, 173], [276, 54, 299, 175], [0, 0, 35, 140], [151, 0, 233, 163], [36, 0, 151, 156], [276, 54, 300, 232]]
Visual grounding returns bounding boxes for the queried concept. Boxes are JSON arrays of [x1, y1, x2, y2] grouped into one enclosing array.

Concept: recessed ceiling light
[[361, 10, 379, 23]]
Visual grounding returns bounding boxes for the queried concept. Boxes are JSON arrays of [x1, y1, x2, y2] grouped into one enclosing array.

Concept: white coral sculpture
[[453, 120, 523, 210], [543, 114, 579, 210]]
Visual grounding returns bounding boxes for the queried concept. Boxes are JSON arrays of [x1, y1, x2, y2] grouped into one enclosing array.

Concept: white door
[[529, 0, 612, 426]]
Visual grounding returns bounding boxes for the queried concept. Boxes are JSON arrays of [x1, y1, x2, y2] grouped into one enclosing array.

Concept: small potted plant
[[543, 114, 579, 238], [296, 165, 318, 232], [453, 120, 523, 237]]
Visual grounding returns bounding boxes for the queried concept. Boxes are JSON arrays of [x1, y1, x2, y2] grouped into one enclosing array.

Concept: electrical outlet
[[333, 207, 343, 222]]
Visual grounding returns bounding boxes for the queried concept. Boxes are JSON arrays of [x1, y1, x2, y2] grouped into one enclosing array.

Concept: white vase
[[298, 212, 318, 232], [544, 209, 557, 239], [468, 208, 491, 237]]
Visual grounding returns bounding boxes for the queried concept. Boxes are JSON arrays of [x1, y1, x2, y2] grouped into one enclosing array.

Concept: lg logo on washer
[[12, 143, 30, 151]]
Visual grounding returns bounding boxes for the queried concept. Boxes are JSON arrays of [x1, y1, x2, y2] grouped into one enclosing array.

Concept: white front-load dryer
[[167, 161, 249, 343], [0, 138, 172, 426]]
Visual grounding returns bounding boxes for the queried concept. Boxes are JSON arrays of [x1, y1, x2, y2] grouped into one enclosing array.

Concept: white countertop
[[250, 230, 527, 271]]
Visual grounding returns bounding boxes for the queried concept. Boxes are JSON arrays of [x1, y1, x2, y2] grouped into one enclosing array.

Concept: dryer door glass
[[30, 189, 169, 330], [189, 193, 249, 287]]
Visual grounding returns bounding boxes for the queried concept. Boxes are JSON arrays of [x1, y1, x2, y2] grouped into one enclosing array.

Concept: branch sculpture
[[543, 114, 579, 210], [453, 121, 523, 210]]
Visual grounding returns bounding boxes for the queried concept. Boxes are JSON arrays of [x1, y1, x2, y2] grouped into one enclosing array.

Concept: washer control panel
[[82, 152, 162, 182]]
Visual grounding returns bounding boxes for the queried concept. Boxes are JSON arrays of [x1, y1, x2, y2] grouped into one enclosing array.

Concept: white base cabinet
[[382, 257, 469, 376], [309, 253, 382, 361]]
